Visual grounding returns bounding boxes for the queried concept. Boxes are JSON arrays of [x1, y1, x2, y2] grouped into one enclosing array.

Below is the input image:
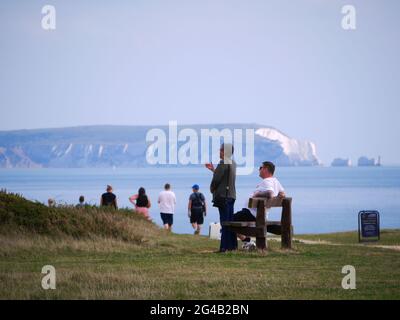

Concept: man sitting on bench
[[234, 161, 285, 249]]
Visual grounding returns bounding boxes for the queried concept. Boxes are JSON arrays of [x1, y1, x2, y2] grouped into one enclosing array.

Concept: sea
[[1, 167, 399, 236]]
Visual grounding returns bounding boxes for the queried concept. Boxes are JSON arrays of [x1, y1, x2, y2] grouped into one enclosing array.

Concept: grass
[[0, 190, 158, 244], [294, 229, 400, 246], [0, 190, 399, 300]]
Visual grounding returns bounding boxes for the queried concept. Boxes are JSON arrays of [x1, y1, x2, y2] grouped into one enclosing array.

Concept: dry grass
[[0, 190, 161, 245], [1, 191, 400, 300], [1, 231, 400, 300]]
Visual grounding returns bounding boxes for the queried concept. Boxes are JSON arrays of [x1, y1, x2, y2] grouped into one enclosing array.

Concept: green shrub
[[0, 190, 158, 244]]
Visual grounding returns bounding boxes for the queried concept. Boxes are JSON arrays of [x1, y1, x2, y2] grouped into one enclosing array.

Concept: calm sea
[[1, 167, 399, 235]]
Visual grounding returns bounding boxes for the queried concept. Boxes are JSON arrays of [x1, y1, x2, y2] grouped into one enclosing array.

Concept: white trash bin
[[209, 222, 221, 240]]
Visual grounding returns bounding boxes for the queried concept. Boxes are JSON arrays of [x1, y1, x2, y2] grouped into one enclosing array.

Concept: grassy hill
[[0, 190, 399, 299], [0, 190, 159, 244]]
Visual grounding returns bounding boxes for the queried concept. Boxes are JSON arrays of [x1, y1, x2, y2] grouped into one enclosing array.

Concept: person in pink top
[[129, 187, 152, 220]]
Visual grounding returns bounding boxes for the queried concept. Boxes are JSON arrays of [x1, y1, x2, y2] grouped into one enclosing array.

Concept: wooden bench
[[222, 197, 293, 250]]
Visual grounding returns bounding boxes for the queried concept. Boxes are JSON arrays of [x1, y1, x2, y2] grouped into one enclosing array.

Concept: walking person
[[158, 183, 176, 231], [129, 187, 152, 220], [188, 184, 207, 235], [205, 143, 237, 252], [101, 185, 118, 209]]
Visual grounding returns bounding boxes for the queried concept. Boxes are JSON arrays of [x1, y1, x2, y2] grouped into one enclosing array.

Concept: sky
[[0, 0, 399, 165]]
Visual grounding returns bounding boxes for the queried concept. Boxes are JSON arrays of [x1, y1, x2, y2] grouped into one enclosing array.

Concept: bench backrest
[[248, 197, 292, 228], [248, 197, 290, 209]]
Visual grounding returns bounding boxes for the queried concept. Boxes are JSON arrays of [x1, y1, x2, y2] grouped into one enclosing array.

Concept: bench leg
[[281, 198, 293, 249], [256, 236, 266, 250], [281, 225, 293, 249]]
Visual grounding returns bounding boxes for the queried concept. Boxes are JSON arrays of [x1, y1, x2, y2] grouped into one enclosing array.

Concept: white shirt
[[246, 177, 285, 218], [158, 190, 176, 214]]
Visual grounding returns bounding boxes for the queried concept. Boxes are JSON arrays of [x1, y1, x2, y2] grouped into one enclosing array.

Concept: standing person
[[48, 198, 55, 207], [205, 143, 237, 252], [129, 187, 152, 220], [101, 185, 118, 209], [76, 195, 86, 208], [158, 183, 176, 231], [188, 184, 207, 235]]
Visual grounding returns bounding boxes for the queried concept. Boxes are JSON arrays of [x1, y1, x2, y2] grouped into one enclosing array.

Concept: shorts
[[160, 213, 173, 226], [190, 208, 204, 225], [233, 208, 256, 222]]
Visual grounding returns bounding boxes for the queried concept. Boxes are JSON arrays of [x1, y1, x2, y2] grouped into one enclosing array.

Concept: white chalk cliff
[[0, 124, 320, 168], [255, 128, 319, 166]]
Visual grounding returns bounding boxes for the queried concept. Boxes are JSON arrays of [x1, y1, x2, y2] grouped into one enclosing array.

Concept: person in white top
[[158, 183, 176, 231], [233, 161, 285, 248], [247, 165, 285, 219]]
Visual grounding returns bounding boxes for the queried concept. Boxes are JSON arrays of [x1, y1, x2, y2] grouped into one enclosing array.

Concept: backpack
[[192, 193, 205, 212]]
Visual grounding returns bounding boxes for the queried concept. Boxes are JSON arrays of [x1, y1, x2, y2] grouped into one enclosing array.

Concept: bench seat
[[222, 221, 282, 228]]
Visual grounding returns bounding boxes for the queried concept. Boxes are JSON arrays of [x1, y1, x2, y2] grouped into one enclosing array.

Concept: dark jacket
[[101, 192, 117, 209], [210, 160, 236, 200]]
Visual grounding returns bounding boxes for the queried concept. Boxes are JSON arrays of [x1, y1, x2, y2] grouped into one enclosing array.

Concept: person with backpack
[[129, 187, 152, 220], [188, 184, 207, 235]]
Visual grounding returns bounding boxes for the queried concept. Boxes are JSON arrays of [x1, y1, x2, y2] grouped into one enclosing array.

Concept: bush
[[0, 190, 157, 244]]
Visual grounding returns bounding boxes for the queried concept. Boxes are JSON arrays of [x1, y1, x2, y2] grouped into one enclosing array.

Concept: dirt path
[[291, 238, 400, 252]]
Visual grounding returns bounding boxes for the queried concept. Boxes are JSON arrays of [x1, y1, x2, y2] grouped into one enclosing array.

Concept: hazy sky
[[0, 0, 399, 165]]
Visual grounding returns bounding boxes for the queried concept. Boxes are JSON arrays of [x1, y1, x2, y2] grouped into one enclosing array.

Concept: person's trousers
[[218, 198, 238, 251]]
